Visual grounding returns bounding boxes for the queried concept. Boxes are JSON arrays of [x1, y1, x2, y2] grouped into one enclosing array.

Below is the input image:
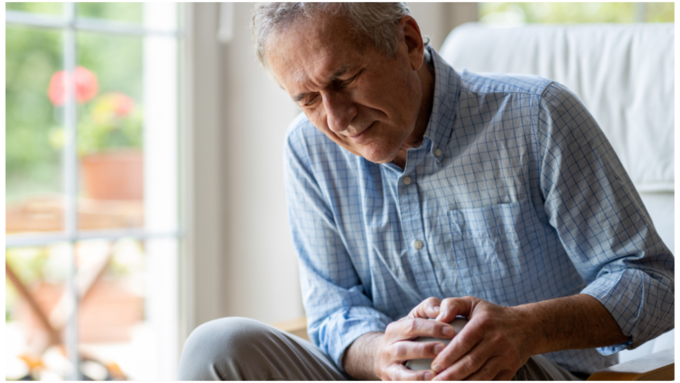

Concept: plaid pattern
[[283, 48, 674, 375]]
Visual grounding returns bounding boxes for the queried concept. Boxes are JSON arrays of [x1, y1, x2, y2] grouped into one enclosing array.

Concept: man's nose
[[323, 92, 357, 133]]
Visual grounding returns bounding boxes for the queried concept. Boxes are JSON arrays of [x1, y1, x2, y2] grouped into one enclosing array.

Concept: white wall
[[189, 3, 477, 327], [218, 3, 303, 323]]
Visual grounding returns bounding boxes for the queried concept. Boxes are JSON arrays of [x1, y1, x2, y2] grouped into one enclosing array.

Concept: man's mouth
[[348, 122, 375, 143]]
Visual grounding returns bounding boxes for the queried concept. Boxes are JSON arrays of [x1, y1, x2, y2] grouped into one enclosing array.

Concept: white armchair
[[438, 22, 674, 380]]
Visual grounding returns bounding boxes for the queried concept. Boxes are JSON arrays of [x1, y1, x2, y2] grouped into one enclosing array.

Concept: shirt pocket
[[447, 199, 543, 305]]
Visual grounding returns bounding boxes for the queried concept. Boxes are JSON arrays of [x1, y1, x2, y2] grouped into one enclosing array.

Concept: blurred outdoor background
[[5, 2, 674, 381]]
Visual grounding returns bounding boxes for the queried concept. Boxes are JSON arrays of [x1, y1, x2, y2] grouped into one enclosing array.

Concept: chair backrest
[[439, 22, 674, 362]]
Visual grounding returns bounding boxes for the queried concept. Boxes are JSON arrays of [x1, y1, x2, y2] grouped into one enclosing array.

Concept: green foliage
[[6, 2, 62, 15], [77, 2, 143, 24], [5, 247, 52, 287], [479, 2, 674, 24], [6, 26, 63, 202], [75, 103, 144, 156]]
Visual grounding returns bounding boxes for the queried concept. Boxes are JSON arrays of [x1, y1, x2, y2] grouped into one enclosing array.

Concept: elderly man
[[178, 3, 673, 381]]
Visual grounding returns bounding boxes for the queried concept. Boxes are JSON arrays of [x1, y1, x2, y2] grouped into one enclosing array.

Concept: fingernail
[[424, 372, 433, 380], [434, 344, 444, 355], [443, 326, 455, 336], [433, 306, 440, 312]]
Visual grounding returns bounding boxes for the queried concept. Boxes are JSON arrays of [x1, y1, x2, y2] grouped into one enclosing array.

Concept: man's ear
[[400, 15, 425, 71]]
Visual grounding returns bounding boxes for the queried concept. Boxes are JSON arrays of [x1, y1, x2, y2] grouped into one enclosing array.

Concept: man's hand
[[409, 296, 536, 381], [343, 314, 456, 380], [346, 294, 629, 380], [375, 317, 456, 380]]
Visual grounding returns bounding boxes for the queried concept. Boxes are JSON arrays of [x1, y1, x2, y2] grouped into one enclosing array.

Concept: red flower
[[48, 66, 99, 106], [110, 92, 134, 117], [91, 92, 136, 125]]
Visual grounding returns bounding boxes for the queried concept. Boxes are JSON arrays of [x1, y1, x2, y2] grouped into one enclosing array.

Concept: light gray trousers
[[177, 317, 582, 381]]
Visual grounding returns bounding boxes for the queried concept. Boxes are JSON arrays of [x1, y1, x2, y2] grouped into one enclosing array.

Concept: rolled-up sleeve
[[283, 119, 393, 370], [536, 83, 675, 353]]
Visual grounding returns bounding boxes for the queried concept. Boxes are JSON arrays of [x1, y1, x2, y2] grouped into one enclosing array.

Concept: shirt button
[[403, 176, 412, 185], [413, 240, 424, 250], [434, 148, 442, 157]]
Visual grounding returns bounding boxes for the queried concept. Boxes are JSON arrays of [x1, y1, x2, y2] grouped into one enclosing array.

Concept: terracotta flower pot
[[80, 149, 144, 201]]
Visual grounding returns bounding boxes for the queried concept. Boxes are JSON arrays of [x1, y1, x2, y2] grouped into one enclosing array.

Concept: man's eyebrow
[[291, 64, 353, 103]]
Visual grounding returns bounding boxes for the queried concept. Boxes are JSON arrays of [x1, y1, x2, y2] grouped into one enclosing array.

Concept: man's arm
[[344, 332, 383, 380], [536, 82, 674, 352], [519, 294, 629, 355]]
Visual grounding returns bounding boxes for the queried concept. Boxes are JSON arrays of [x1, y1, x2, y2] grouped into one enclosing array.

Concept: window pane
[[77, 238, 179, 381], [76, 32, 145, 231], [6, 2, 63, 16], [6, 239, 176, 380], [76, 3, 143, 24], [6, 244, 71, 380], [479, 3, 674, 24], [6, 26, 65, 235]]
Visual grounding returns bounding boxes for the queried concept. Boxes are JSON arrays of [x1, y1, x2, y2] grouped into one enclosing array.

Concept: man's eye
[[304, 95, 320, 107], [340, 70, 362, 86]]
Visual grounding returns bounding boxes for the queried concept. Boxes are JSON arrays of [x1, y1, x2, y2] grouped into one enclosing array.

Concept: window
[[6, 3, 182, 380], [479, 2, 674, 24]]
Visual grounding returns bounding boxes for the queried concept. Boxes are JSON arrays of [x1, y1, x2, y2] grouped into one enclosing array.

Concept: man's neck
[[392, 50, 436, 169]]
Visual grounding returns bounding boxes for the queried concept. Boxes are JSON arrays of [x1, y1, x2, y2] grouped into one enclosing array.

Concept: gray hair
[[251, 3, 430, 71]]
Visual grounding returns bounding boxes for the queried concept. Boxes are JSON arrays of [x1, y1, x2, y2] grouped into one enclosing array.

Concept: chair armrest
[[588, 348, 674, 380], [271, 316, 309, 341]]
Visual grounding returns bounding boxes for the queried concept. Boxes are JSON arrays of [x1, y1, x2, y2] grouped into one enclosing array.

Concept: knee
[[178, 317, 271, 380]]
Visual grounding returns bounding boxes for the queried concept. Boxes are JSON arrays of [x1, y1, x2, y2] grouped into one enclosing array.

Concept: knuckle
[[425, 296, 440, 306], [476, 313, 494, 329], [405, 319, 418, 337], [395, 343, 408, 358], [465, 354, 483, 371]]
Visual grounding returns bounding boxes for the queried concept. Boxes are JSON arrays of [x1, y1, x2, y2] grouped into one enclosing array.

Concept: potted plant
[[48, 66, 144, 201]]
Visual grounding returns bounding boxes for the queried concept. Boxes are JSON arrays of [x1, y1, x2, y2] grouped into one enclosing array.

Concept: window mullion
[[62, 2, 81, 380]]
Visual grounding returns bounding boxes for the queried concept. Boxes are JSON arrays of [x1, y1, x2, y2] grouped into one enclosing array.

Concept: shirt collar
[[422, 47, 460, 163]]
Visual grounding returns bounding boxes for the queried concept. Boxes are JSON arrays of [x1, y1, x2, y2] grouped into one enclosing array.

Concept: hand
[[375, 316, 456, 380], [410, 296, 537, 381]]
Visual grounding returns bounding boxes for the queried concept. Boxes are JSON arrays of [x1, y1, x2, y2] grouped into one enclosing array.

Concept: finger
[[387, 364, 435, 381], [436, 297, 474, 323], [462, 356, 505, 381], [431, 324, 484, 373], [433, 340, 496, 381], [390, 318, 457, 341], [408, 297, 442, 319], [389, 340, 446, 362]]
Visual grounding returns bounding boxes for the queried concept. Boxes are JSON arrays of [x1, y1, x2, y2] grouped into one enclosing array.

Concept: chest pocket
[[447, 199, 544, 306]]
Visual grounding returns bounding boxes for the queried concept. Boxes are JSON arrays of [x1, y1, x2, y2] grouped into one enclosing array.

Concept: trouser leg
[[177, 317, 348, 380], [513, 355, 582, 381]]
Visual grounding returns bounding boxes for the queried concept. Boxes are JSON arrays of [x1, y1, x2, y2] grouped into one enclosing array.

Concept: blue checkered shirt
[[283, 48, 674, 375]]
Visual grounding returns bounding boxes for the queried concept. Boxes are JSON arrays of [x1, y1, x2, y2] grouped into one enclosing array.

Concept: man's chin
[[358, 148, 396, 164]]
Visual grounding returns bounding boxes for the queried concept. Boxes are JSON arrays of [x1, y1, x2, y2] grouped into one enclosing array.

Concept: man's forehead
[[267, 17, 367, 92]]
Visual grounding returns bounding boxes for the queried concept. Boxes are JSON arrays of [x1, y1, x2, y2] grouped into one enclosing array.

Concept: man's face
[[266, 12, 425, 164]]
